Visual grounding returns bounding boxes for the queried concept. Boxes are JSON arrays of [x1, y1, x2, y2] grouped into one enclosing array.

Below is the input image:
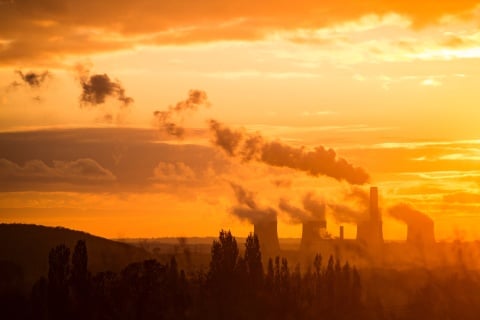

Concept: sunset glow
[[2, 0, 480, 241]]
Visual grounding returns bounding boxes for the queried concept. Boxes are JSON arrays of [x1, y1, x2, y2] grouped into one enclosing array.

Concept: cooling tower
[[407, 218, 435, 247], [300, 220, 327, 250], [254, 219, 280, 256]]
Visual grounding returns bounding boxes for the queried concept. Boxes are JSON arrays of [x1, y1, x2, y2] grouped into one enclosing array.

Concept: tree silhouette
[[244, 233, 263, 288], [70, 240, 90, 319], [47, 244, 70, 320]]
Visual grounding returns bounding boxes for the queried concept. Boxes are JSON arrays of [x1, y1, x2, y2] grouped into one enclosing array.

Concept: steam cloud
[[327, 187, 369, 223], [388, 203, 434, 226], [14, 70, 51, 88], [230, 183, 276, 223], [153, 90, 210, 138], [77, 65, 133, 107], [279, 192, 326, 223], [209, 120, 369, 185]]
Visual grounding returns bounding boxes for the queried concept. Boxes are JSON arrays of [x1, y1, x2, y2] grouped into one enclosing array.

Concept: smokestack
[[339, 226, 344, 240], [254, 219, 280, 257], [369, 186, 379, 222], [356, 186, 383, 250], [300, 220, 327, 251]]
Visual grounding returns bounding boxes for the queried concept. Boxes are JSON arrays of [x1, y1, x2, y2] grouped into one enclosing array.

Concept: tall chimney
[[370, 186, 379, 222], [339, 225, 344, 240], [254, 219, 280, 257], [357, 186, 384, 251]]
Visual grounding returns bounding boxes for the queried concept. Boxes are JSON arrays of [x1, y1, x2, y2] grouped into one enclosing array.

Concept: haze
[[2, 0, 480, 241]]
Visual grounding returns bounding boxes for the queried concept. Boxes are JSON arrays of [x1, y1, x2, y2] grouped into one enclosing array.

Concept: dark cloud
[[153, 89, 210, 138], [209, 120, 369, 184], [2, 0, 478, 65], [14, 70, 51, 88], [151, 161, 197, 182], [0, 127, 226, 192], [230, 183, 276, 223], [0, 158, 116, 190], [77, 65, 133, 107]]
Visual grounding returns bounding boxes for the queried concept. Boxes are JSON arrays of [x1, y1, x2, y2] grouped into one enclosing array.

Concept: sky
[[1, 0, 480, 240]]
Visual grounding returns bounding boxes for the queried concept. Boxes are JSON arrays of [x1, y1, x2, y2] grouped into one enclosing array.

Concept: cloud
[[77, 65, 133, 107], [279, 192, 326, 223], [1, 0, 479, 65], [13, 70, 51, 88], [327, 186, 369, 223], [230, 183, 277, 223], [153, 89, 210, 138], [209, 120, 369, 184], [443, 192, 480, 204], [388, 202, 434, 226], [152, 161, 197, 182], [0, 158, 116, 190]]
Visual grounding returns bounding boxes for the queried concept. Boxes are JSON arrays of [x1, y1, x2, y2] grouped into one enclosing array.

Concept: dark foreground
[[2, 229, 480, 320]]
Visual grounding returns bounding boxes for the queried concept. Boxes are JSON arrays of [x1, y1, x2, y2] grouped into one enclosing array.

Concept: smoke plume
[[153, 89, 210, 138], [303, 192, 326, 220], [14, 70, 51, 88], [279, 192, 326, 223], [77, 65, 133, 107], [230, 183, 276, 223], [209, 120, 369, 185], [327, 187, 369, 223], [388, 203, 433, 226]]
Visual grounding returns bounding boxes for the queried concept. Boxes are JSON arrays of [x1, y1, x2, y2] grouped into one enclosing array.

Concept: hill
[[0, 223, 151, 290]]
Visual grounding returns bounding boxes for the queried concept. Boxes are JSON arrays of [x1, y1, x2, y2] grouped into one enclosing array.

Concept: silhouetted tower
[[254, 219, 280, 258], [357, 186, 384, 252], [300, 220, 327, 251]]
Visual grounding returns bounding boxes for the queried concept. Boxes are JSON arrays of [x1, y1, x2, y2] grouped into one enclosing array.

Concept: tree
[[208, 230, 239, 283], [70, 240, 90, 319], [48, 244, 70, 320], [244, 233, 263, 288]]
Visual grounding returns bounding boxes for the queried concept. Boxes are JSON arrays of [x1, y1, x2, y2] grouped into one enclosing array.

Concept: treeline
[[3, 230, 480, 319]]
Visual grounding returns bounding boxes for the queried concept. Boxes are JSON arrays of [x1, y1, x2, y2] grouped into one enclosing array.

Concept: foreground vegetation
[[2, 230, 480, 319]]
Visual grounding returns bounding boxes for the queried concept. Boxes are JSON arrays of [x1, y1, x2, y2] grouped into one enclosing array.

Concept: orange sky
[[1, 0, 480, 240]]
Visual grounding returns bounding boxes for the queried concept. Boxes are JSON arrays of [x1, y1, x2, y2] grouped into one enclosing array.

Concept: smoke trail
[[388, 203, 433, 226], [230, 183, 276, 223], [153, 89, 210, 138], [14, 70, 50, 88], [209, 120, 369, 185], [279, 198, 309, 223], [279, 192, 326, 223], [77, 65, 133, 107], [327, 187, 369, 223], [303, 192, 326, 221]]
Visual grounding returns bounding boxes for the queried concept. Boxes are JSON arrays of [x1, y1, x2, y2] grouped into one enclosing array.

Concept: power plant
[[356, 186, 384, 252], [250, 186, 436, 265], [253, 218, 280, 256]]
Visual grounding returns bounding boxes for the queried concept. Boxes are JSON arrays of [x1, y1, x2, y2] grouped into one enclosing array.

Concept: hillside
[[0, 223, 151, 289]]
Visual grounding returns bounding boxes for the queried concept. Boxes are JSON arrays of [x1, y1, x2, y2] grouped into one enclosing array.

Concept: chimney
[[339, 225, 344, 240], [370, 186, 380, 222], [254, 219, 280, 257], [357, 186, 384, 249]]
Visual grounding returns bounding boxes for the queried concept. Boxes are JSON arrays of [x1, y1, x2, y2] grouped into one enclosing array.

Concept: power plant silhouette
[[252, 186, 436, 264]]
